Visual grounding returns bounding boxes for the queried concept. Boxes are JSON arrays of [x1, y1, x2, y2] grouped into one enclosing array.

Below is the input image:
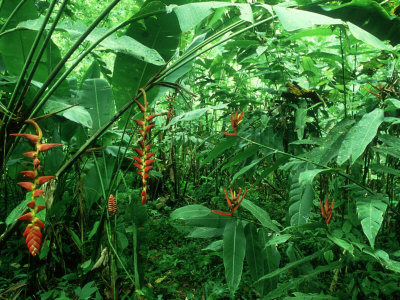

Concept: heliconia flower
[[141, 189, 147, 205], [37, 176, 53, 185], [146, 114, 162, 122], [222, 111, 244, 136], [135, 100, 146, 113], [21, 170, 35, 179], [17, 182, 34, 191], [14, 120, 59, 256], [39, 143, 62, 152], [108, 194, 117, 215], [319, 198, 334, 225], [211, 210, 233, 217], [132, 119, 144, 126], [34, 189, 45, 197], [212, 188, 247, 217], [23, 151, 37, 159], [132, 156, 142, 164], [134, 148, 144, 156], [32, 217, 45, 229], [146, 152, 155, 159], [132, 89, 160, 205], [33, 158, 40, 167], [18, 212, 33, 222], [10, 133, 40, 144], [23, 225, 42, 256]]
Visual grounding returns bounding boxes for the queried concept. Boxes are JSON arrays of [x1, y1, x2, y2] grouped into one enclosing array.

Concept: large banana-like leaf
[[337, 108, 384, 165], [356, 194, 388, 249]]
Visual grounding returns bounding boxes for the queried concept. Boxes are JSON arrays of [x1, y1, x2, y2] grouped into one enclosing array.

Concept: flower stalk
[[11, 119, 61, 256]]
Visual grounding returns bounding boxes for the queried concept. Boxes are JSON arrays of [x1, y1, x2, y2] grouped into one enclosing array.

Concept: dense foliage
[[1, 0, 400, 299]]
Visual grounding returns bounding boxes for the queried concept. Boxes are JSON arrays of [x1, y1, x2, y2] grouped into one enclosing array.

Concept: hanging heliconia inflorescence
[[108, 194, 117, 215], [132, 88, 161, 205], [10, 119, 62, 256]]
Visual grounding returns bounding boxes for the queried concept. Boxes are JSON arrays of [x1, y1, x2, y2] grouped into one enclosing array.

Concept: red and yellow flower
[[132, 89, 161, 205], [222, 111, 244, 136], [11, 119, 61, 256], [212, 188, 247, 217]]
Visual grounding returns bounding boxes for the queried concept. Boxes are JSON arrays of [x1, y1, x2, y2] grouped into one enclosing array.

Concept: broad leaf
[[223, 219, 246, 295], [337, 108, 384, 165], [241, 199, 279, 232], [170, 205, 211, 220], [79, 78, 115, 132], [289, 179, 314, 226], [356, 194, 388, 248]]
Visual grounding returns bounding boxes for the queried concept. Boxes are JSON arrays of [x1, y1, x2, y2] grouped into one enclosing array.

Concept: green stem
[[4, 0, 58, 124], [0, 0, 26, 34], [25, 0, 123, 116], [132, 223, 141, 291], [26, 8, 165, 119]]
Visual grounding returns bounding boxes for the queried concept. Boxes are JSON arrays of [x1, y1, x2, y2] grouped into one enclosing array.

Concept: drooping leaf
[[241, 199, 279, 233], [188, 227, 224, 238], [265, 234, 292, 247], [273, 6, 342, 32], [112, 1, 180, 127], [171, 2, 253, 32], [170, 205, 211, 220], [44, 99, 92, 128], [337, 108, 384, 165], [356, 194, 388, 248], [223, 219, 246, 295]]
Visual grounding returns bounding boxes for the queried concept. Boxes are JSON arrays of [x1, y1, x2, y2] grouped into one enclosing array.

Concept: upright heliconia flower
[[132, 88, 161, 205], [319, 198, 334, 225], [10, 119, 62, 256], [108, 194, 117, 215], [212, 188, 247, 217], [222, 111, 244, 136]]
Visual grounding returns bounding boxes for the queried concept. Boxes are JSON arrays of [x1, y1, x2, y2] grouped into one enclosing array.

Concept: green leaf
[[171, 2, 253, 32], [80, 78, 115, 132], [289, 179, 314, 226], [5, 195, 30, 226], [265, 234, 292, 247], [298, 169, 329, 185], [257, 248, 324, 282], [188, 227, 224, 238], [273, 6, 342, 32], [17, 18, 166, 65], [356, 194, 388, 249], [232, 158, 263, 182], [170, 205, 211, 220], [337, 108, 384, 165], [221, 145, 259, 171], [244, 223, 265, 294], [201, 138, 238, 167], [327, 234, 354, 254], [241, 199, 279, 232], [44, 99, 92, 128], [347, 22, 392, 50], [203, 240, 223, 251], [112, 1, 180, 127], [164, 103, 226, 129], [223, 219, 246, 295]]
